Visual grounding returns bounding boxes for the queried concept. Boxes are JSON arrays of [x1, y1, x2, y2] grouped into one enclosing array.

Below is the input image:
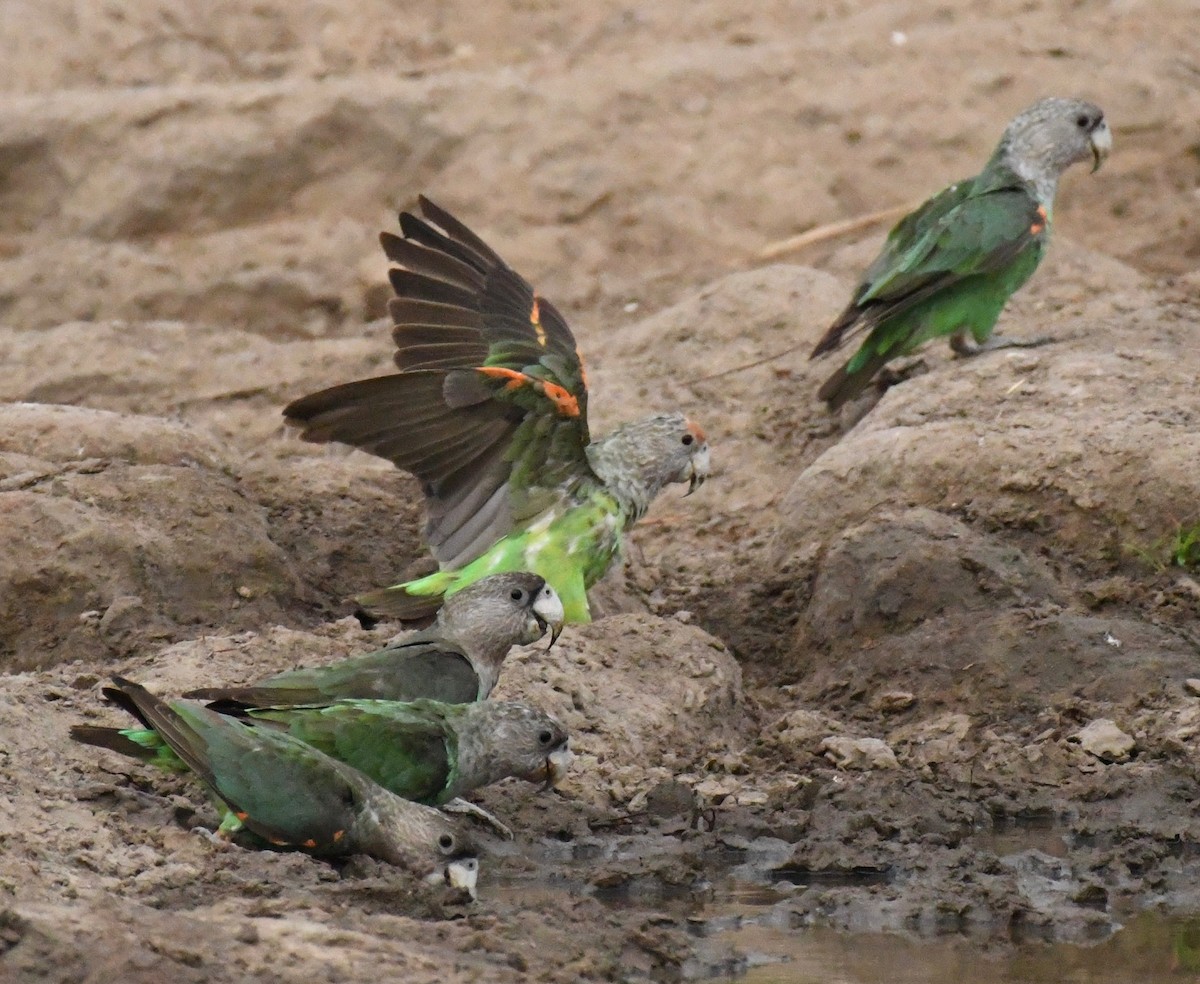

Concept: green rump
[[399, 492, 625, 624]]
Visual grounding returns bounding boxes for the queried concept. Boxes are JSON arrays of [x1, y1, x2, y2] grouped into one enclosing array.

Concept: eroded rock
[[1070, 719, 1135, 763], [819, 736, 899, 771]]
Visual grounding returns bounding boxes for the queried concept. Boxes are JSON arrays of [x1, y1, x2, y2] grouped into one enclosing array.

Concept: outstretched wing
[[285, 197, 596, 568], [812, 179, 1043, 357]]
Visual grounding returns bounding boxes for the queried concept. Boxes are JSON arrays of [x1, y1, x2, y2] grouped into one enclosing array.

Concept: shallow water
[[695, 913, 1200, 983], [491, 822, 1200, 983], [686, 818, 1200, 982]]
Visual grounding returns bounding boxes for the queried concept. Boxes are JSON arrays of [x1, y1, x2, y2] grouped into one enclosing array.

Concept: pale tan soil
[[1, 0, 1199, 981]]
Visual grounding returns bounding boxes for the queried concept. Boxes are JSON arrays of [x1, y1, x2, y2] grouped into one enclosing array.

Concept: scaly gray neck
[[428, 620, 514, 698], [447, 708, 515, 798], [1004, 154, 1059, 207], [587, 432, 667, 523]]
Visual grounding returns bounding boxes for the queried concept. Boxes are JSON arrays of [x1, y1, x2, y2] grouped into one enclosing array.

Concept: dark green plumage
[[70, 677, 479, 890], [812, 97, 1111, 410], [75, 690, 571, 815], [182, 572, 564, 710]]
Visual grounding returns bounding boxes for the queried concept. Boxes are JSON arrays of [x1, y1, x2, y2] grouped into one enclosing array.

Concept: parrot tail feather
[[354, 585, 446, 621], [68, 725, 154, 762], [817, 348, 893, 411]]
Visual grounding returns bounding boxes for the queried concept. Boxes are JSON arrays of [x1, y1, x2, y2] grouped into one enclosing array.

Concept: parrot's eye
[[510, 588, 525, 601], [438, 833, 456, 852], [681, 434, 695, 446], [538, 730, 554, 745], [1075, 113, 1091, 129]]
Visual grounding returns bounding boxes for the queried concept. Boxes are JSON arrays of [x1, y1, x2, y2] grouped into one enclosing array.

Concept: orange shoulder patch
[[540, 381, 580, 418], [576, 346, 589, 390], [476, 366, 580, 418], [1030, 204, 1047, 236], [478, 366, 529, 392], [530, 296, 547, 347]]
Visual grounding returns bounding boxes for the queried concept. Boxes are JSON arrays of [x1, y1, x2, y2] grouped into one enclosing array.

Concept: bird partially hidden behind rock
[[71, 677, 480, 898], [183, 571, 564, 710], [283, 195, 711, 624], [811, 96, 1112, 410]]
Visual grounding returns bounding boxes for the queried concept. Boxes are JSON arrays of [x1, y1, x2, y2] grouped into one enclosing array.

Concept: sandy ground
[[1, 0, 1199, 980]]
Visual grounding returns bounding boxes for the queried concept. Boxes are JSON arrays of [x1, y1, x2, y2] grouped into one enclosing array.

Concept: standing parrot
[[71, 677, 479, 896], [811, 97, 1112, 410], [283, 196, 711, 623], [74, 696, 572, 806], [183, 571, 563, 709]]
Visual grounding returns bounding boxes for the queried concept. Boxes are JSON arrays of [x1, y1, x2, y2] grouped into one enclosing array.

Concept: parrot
[[181, 571, 563, 709], [811, 96, 1112, 410], [70, 677, 479, 896], [73, 696, 573, 806], [282, 195, 711, 623]]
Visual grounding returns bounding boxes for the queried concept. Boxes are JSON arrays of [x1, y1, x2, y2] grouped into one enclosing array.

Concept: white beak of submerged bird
[[1090, 119, 1112, 172], [532, 584, 565, 649], [543, 744, 575, 790], [443, 857, 479, 900]]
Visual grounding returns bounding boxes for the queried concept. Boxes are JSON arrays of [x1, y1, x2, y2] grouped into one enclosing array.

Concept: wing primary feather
[[418, 196, 506, 267], [388, 298, 480, 329], [398, 210, 492, 273], [380, 232, 486, 291], [388, 269, 478, 309]]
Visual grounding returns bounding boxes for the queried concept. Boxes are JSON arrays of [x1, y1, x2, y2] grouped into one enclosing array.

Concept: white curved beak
[[1089, 121, 1112, 172], [532, 584, 565, 648], [446, 858, 479, 900], [683, 445, 711, 496], [544, 745, 575, 789]]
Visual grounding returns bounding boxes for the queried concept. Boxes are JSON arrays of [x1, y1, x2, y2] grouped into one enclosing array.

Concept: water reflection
[[700, 913, 1200, 983]]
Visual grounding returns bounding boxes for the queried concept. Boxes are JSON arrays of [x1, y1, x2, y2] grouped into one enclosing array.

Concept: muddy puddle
[[695, 913, 1200, 984], [488, 821, 1200, 983]]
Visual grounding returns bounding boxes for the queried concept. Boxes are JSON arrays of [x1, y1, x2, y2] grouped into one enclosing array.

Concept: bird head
[[438, 572, 564, 650], [472, 702, 573, 790], [419, 823, 480, 901], [587, 412, 712, 520], [999, 97, 1112, 183]]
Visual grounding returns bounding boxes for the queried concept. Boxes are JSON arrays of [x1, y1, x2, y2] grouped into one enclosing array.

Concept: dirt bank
[[1, 0, 1198, 980]]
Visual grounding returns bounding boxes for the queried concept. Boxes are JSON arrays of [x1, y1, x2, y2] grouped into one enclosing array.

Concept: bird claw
[[442, 798, 514, 840], [192, 826, 240, 850], [950, 331, 1053, 356]]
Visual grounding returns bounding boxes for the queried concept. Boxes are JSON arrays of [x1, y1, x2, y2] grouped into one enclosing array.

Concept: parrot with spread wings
[[285, 197, 710, 623]]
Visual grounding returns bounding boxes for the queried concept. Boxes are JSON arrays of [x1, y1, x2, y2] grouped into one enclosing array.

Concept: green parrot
[[283, 196, 711, 624], [811, 96, 1112, 410], [71, 677, 479, 896], [182, 571, 563, 709], [73, 696, 573, 806]]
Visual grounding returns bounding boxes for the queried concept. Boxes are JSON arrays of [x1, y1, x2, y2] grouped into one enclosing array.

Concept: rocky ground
[[1, 1, 1199, 981]]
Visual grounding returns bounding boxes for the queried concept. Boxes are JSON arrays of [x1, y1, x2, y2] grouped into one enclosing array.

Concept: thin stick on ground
[[756, 201, 917, 262], [692, 202, 918, 384]]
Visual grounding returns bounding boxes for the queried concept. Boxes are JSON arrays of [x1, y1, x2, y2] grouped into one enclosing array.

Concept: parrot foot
[[950, 331, 1053, 356], [192, 826, 240, 850], [442, 798, 514, 840]]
